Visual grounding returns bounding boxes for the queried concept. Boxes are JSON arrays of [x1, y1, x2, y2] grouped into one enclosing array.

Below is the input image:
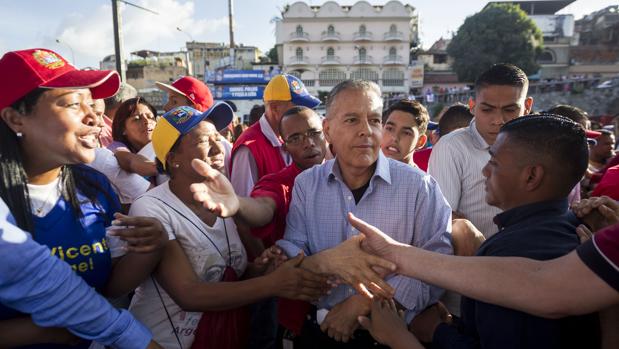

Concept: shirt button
[[347, 196, 352, 200]]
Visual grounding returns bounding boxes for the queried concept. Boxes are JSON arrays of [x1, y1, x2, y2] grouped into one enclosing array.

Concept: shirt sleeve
[[577, 224, 619, 292], [230, 146, 259, 197], [250, 178, 284, 241], [277, 177, 310, 257], [0, 218, 152, 349], [428, 137, 463, 211], [395, 175, 454, 322]]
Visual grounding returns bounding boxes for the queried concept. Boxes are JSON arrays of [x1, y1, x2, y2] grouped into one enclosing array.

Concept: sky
[[0, 0, 616, 68]]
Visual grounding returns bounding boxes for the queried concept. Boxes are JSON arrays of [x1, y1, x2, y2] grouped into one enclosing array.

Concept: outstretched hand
[[190, 159, 240, 217], [347, 212, 405, 262]]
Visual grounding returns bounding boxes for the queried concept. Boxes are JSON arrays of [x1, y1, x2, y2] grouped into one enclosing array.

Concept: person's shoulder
[[233, 122, 261, 145], [434, 127, 472, 149], [73, 164, 111, 186], [293, 160, 331, 191], [388, 157, 431, 183], [133, 181, 170, 204]]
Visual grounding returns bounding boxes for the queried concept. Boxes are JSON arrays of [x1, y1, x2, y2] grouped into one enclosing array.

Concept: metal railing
[[383, 31, 404, 41], [353, 55, 374, 64], [383, 55, 403, 64], [321, 55, 341, 64], [289, 32, 310, 41], [353, 31, 373, 41], [288, 56, 310, 65], [321, 31, 341, 41]]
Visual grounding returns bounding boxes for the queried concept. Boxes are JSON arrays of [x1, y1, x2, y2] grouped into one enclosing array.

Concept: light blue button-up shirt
[[0, 199, 152, 349], [278, 152, 453, 321]]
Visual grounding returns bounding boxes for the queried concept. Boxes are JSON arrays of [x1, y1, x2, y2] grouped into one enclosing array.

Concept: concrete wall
[[530, 85, 619, 116]]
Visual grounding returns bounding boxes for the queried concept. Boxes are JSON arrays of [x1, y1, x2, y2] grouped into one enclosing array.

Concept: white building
[[275, 1, 419, 95]]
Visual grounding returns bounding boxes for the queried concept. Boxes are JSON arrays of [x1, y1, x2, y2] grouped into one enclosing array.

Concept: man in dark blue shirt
[[419, 114, 600, 349]]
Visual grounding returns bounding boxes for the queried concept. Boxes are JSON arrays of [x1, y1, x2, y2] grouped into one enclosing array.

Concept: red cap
[[586, 130, 602, 139], [0, 48, 120, 110], [156, 76, 213, 112]]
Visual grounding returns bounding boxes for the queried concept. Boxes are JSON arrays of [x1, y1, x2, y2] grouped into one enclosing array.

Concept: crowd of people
[[0, 47, 617, 349]]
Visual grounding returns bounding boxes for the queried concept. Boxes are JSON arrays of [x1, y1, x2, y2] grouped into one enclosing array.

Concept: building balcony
[[353, 31, 374, 42], [383, 31, 405, 41], [321, 55, 341, 65], [353, 55, 374, 65], [288, 56, 310, 66], [321, 31, 341, 41], [289, 32, 310, 42], [383, 55, 404, 65]]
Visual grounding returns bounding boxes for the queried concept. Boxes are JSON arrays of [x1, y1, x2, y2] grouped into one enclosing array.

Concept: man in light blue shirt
[[0, 198, 158, 349], [277, 80, 453, 346]]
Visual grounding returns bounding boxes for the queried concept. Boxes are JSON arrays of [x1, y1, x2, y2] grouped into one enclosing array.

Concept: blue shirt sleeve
[[0, 199, 152, 349]]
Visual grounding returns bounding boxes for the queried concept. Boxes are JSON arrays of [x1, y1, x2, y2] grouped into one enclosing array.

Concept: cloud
[[53, 0, 228, 66]]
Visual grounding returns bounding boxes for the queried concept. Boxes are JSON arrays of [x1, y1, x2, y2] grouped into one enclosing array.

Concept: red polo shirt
[[249, 163, 310, 335], [413, 147, 432, 172], [591, 164, 619, 200]]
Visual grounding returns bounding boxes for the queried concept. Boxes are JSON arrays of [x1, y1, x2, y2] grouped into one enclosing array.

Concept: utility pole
[[112, 0, 125, 81], [111, 0, 159, 82], [228, 0, 236, 68]]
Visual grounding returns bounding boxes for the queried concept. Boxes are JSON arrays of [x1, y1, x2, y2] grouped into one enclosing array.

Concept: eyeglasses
[[284, 129, 324, 146]]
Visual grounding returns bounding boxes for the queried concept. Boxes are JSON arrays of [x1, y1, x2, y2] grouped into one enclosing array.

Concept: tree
[[267, 46, 279, 64], [447, 3, 543, 82]]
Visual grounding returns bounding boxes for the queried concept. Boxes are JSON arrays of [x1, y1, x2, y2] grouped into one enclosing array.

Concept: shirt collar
[[259, 115, 283, 147], [493, 199, 569, 230], [467, 119, 491, 150], [327, 151, 392, 186]]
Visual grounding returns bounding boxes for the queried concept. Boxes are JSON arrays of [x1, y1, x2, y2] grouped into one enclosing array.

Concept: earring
[[16, 132, 22, 138], [173, 163, 180, 168]]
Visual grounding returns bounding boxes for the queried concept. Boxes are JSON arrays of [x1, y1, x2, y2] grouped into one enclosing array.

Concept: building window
[[296, 47, 304, 59], [433, 54, 447, 64], [538, 50, 555, 64], [388, 47, 397, 58], [382, 69, 404, 86], [327, 47, 335, 58], [351, 68, 378, 82], [359, 47, 367, 59], [389, 24, 397, 33], [327, 25, 335, 35], [296, 25, 304, 35], [319, 68, 346, 86], [359, 24, 366, 34], [288, 70, 302, 79]]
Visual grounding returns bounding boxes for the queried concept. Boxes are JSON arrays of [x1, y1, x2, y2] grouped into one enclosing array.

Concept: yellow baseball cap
[[263, 74, 320, 108]]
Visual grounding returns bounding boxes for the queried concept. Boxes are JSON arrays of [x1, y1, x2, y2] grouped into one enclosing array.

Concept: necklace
[[28, 177, 62, 217]]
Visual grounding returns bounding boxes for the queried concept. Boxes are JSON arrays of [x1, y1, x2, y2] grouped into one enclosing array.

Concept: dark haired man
[[589, 129, 616, 173], [380, 99, 429, 166], [428, 64, 533, 239], [412, 115, 600, 349]]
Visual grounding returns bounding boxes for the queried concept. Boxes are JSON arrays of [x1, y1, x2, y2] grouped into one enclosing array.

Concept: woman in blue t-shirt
[[0, 48, 168, 348]]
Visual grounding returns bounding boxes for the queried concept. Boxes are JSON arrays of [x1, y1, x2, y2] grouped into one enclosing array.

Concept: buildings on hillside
[[186, 42, 262, 81], [275, 0, 419, 96], [485, 0, 576, 79], [570, 5, 619, 77]]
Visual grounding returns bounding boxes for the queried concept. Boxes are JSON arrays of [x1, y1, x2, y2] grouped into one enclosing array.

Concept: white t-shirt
[[87, 148, 151, 204], [136, 142, 170, 185], [126, 182, 248, 349]]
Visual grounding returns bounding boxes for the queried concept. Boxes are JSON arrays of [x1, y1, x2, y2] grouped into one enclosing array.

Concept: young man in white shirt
[[428, 63, 533, 239]]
